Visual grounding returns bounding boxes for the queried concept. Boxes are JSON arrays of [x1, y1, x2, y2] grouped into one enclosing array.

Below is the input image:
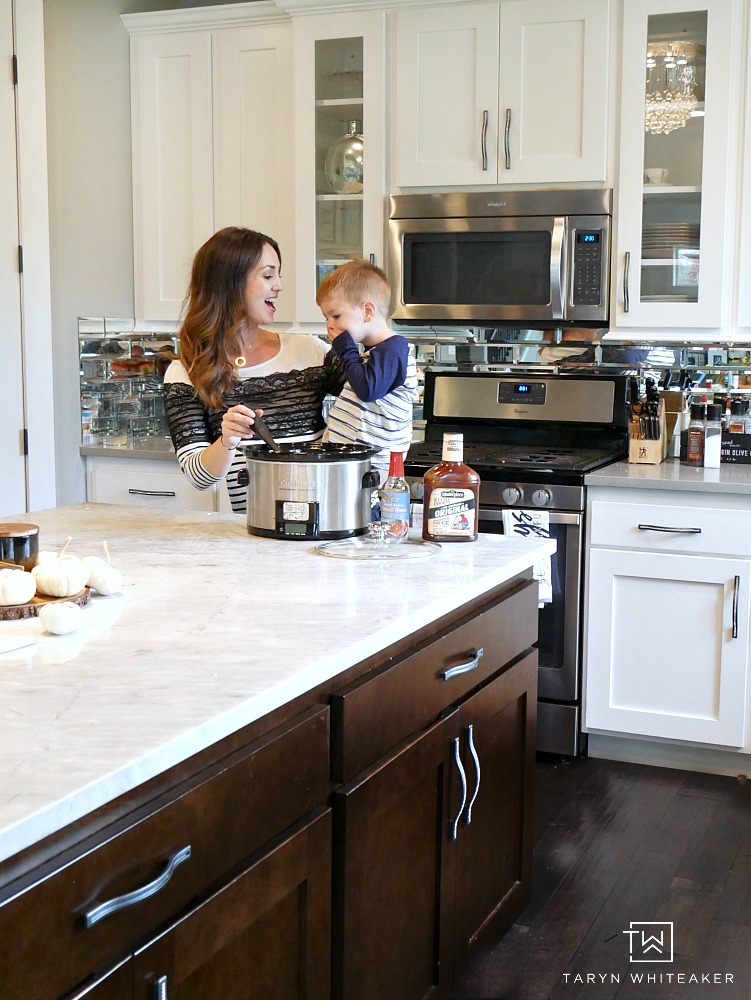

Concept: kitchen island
[[0, 502, 554, 1000]]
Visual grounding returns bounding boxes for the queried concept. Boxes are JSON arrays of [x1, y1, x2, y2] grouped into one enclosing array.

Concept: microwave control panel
[[572, 231, 603, 306]]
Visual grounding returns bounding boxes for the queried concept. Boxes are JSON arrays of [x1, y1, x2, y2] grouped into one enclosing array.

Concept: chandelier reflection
[[645, 41, 703, 135]]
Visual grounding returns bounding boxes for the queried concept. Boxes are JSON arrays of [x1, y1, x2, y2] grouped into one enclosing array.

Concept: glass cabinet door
[[315, 37, 365, 288], [293, 11, 386, 325], [615, 0, 738, 330]]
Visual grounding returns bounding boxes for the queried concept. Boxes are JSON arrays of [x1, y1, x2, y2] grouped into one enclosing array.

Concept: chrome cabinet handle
[[550, 217, 566, 320], [637, 524, 701, 534], [623, 251, 630, 313], [733, 575, 740, 639], [83, 845, 191, 928], [442, 648, 484, 681], [150, 976, 168, 1000], [481, 109, 489, 170], [369, 253, 377, 266], [128, 489, 177, 498], [450, 737, 467, 842], [504, 108, 511, 169], [465, 724, 481, 826]]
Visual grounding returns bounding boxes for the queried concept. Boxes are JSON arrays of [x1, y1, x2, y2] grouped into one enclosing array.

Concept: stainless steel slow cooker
[[243, 442, 380, 539]]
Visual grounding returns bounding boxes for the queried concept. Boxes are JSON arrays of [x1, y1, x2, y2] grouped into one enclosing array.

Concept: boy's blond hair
[[316, 258, 391, 318]]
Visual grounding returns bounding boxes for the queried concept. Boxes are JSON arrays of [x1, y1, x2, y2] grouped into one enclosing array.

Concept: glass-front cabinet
[[614, 0, 739, 330], [292, 10, 386, 325]]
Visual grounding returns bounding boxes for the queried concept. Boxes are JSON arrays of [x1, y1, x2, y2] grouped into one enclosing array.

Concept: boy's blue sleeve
[[330, 333, 409, 403]]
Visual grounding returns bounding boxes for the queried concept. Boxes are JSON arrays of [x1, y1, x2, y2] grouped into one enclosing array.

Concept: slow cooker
[[243, 442, 380, 539]]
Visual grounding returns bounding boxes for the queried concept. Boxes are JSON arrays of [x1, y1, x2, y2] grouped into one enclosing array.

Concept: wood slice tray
[[0, 587, 91, 621]]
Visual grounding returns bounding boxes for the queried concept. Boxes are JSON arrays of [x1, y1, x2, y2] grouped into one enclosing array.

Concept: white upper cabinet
[[393, 0, 610, 188], [212, 24, 296, 324], [612, 0, 741, 331], [124, 5, 294, 325], [736, 24, 751, 332], [129, 30, 214, 323], [291, 9, 387, 325]]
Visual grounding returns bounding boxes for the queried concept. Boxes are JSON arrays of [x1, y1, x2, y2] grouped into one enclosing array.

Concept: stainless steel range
[[405, 371, 629, 756]]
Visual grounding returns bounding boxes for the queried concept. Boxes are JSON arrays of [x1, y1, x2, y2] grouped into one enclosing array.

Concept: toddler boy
[[317, 258, 418, 482]]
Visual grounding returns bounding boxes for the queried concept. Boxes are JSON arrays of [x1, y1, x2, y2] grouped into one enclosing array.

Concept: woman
[[164, 228, 344, 512]]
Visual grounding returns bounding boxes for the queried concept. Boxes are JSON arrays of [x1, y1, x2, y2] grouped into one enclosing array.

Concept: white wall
[[43, 0, 249, 505]]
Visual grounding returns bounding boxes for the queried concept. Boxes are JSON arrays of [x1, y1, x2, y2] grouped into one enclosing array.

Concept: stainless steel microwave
[[387, 189, 611, 326]]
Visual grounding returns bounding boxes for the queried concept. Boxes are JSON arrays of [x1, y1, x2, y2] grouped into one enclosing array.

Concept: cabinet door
[[130, 31, 214, 323], [614, 0, 739, 330], [585, 548, 751, 746], [292, 11, 387, 324], [394, 3, 500, 187], [453, 652, 537, 969], [498, 0, 609, 183], [736, 23, 751, 329], [213, 24, 296, 325], [66, 960, 132, 1000], [333, 712, 459, 1000], [133, 808, 332, 1000]]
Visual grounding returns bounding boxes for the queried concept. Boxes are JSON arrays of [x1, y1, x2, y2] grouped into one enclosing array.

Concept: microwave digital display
[[577, 232, 600, 244]]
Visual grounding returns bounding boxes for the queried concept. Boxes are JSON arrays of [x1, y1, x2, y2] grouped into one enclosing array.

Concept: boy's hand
[[327, 324, 343, 343]]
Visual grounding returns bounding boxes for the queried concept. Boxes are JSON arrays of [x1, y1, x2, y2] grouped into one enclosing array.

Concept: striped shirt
[[324, 333, 418, 476], [163, 335, 344, 513]]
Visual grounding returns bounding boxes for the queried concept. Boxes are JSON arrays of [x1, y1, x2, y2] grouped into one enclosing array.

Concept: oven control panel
[[497, 381, 547, 405]]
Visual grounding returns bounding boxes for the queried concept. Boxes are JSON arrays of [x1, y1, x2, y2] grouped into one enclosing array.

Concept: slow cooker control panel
[[276, 500, 320, 538]]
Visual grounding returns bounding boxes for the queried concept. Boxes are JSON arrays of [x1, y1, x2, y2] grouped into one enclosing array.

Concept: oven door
[[388, 215, 566, 324], [477, 508, 582, 702]]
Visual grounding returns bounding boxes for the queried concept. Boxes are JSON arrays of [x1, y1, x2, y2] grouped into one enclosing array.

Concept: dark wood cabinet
[[133, 808, 331, 1000], [4, 706, 330, 1000], [331, 580, 539, 1000], [2, 571, 540, 1000], [453, 652, 537, 968]]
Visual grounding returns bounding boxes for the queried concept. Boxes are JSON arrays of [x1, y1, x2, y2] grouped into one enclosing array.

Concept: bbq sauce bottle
[[422, 433, 480, 542]]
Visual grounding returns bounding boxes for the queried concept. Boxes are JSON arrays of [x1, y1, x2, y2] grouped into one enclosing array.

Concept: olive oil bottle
[[422, 433, 480, 542]]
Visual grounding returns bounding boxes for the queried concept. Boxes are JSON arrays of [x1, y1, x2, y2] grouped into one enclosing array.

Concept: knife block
[[628, 403, 667, 465]]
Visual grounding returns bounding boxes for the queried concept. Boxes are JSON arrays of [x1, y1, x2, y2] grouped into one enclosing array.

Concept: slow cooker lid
[[243, 441, 378, 463]]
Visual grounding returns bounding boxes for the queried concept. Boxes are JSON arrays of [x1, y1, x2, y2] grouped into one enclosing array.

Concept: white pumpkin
[[82, 556, 122, 596], [0, 567, 37, 606], [32, 556, 89, 598], [82, 540, 122, 596], [39, 601, 83, 635]]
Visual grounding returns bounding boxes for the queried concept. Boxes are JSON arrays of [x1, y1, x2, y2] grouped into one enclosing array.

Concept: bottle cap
[[731, 398, 746, 415], [690, 403, 706, 420], [706, 404, 722, 422]]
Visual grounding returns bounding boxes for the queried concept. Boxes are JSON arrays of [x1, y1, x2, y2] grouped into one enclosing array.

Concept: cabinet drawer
[[0, 705, 329, 1000], [331, 578, 537, 784], [589, 499, 751, 557], [88, 463, 215, 512]]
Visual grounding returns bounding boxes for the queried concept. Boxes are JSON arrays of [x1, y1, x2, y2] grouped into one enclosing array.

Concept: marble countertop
[[0, 503, 554, 866], [586, 458, 751, 495]]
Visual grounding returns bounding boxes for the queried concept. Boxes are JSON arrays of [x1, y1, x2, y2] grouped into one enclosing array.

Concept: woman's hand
[[220, 405, 263, 449]]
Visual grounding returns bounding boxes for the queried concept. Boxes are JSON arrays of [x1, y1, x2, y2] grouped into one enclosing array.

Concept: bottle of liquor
[[379, 452, 410, 543], [422, 433, 480, 542], [686, 402, 706, 467]]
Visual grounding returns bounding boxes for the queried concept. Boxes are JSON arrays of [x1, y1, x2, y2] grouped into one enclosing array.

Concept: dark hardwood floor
[[453, 755, 751, 1000]]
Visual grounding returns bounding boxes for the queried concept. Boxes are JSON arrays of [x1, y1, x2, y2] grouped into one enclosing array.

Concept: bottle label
[[425, 488, 476, 537], [442, 434, 464, 463], [380, 488, 410, 540]]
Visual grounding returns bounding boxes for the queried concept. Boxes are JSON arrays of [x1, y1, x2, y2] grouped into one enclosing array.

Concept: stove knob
[[410, 480, 424, 501], [531, 489, 552, 508], [502, 486, 522, 505]]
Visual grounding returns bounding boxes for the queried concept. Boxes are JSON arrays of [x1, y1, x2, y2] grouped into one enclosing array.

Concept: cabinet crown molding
[[121, 2, 288, 34]]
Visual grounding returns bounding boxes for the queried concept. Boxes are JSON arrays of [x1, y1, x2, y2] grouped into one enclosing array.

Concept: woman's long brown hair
[[178, 227, 281, 409]]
